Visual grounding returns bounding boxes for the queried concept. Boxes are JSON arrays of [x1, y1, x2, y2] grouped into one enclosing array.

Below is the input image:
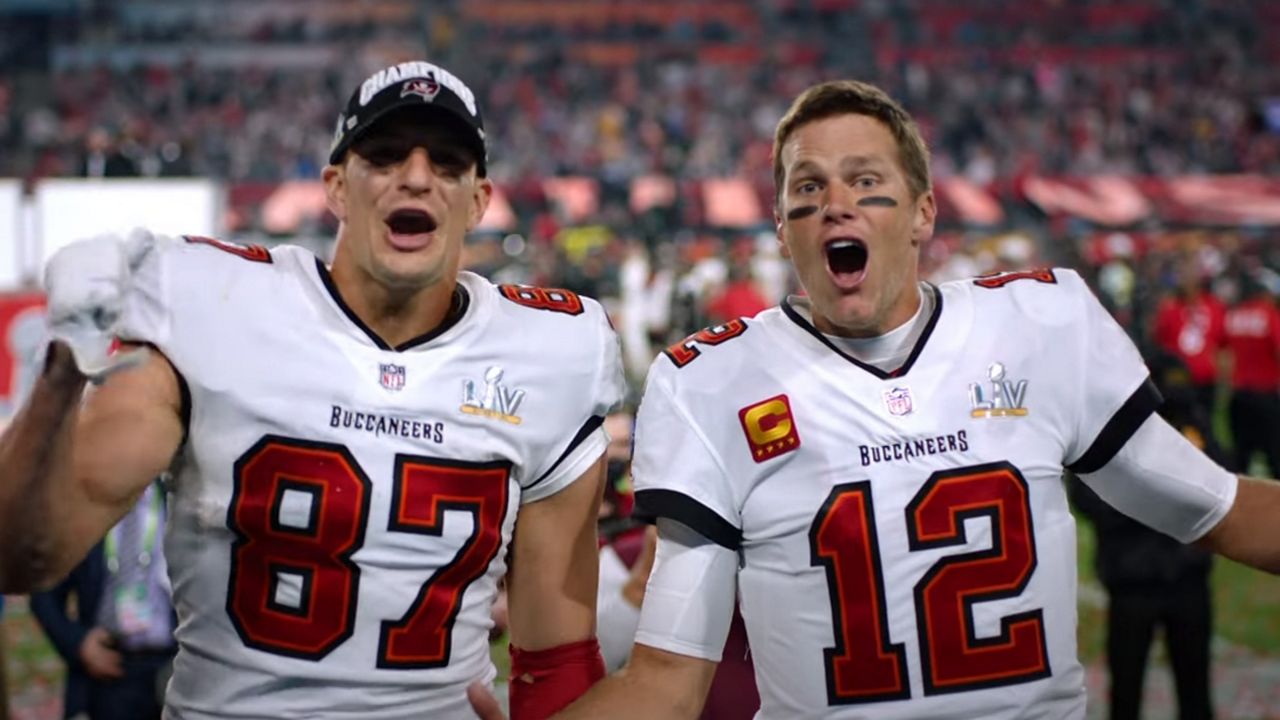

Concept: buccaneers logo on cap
[[400, 75, 440, 102], [739, 394, 801, 463]]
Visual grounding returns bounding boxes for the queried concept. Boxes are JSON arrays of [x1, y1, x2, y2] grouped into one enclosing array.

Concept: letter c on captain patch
[[739, 394, 801, 463]]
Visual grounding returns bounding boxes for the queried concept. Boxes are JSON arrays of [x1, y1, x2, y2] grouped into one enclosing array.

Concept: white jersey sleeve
[[1039, 269, 1236, 541], [1077, 414, 1237, 542], [1049, 269, 1163, 472], [626, 345, 743, 661], [630, 364, 743, 550], [517, 298, 626, 504]]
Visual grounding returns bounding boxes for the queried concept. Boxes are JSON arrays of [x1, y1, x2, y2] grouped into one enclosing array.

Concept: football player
[[0, 60, 624, 720], [472, 80, 1280, 720]]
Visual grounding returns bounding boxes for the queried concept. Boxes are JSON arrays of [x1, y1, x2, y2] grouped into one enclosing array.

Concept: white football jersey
[[631, 268, 1231, 720], [118, 237, 625, 720]]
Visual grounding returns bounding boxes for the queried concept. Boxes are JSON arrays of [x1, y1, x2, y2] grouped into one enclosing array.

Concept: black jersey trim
[[313, 258, 470, 352], [174, 361, 192, 447], [1066, 377, 1163, 474], [780, 284, 944, 380], [526, 415, 606, 490], [632, 489, 743, 551]]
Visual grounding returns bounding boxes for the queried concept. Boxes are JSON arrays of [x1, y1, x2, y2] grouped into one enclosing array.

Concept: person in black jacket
[[29, 483, 175, 720], [78, 128, 139, 179], [1069, 348, 1218, 720], [30, 540, 113, 720]]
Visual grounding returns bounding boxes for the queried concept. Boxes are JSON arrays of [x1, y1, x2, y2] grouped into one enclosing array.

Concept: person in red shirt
[[705, 260, 771, 326], [1223, 273, 1280, 475], [1152, 258, 1226, 415]]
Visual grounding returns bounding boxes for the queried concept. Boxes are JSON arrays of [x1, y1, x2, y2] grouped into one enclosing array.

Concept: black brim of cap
[[328, 104, 487, 175]]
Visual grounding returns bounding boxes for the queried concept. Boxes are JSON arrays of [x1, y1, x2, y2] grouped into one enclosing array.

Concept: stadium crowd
[[1, 0, 1277, 187], [2, 1, 1275, 354]]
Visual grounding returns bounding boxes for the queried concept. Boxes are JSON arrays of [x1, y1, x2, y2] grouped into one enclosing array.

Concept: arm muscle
[[507, 455, 607, 649], [0, 344, 182, 591]]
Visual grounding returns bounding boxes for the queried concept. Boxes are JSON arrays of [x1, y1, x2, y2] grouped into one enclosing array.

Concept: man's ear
[[910, 190, 937, 247], [322, 163, 347, 223], [466, 177, 494, 232], [773, 204, 792, 259]]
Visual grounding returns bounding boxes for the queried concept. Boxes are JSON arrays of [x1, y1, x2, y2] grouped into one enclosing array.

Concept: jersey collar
[[312, 257, 472, 352], [780, 283, 944, 379]]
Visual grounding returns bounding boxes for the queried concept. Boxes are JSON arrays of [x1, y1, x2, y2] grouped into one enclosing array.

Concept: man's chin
[[813, 296, 878, 337], [370, 258, 443, 292]]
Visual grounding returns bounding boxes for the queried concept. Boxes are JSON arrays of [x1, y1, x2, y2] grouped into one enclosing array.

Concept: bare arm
[[559, 516, 734, 719], [558, 643, 717, 720], [0, 342, 183, 591], [472, 514, 735, 720], [1199, 476, 1280, 573], [506, 455, 607, 650]]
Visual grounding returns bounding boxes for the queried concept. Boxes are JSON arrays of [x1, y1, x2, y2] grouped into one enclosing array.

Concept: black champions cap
[[328, 60, 487, 176]]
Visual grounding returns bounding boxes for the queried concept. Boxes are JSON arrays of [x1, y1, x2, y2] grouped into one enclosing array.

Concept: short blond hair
[[773, 80, 931, 203]]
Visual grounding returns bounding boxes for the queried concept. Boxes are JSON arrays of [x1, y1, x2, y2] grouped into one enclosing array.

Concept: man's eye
[[796, 181, 820, 194], [358, 144, 407, 166], [431, 152, 470, 175], [353, 139, 407, 163]]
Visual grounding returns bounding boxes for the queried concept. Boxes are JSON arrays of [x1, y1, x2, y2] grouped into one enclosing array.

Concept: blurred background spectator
[[1152, 255, 1226, 415], [78, 127, 137, 179], [29, 481, 175, 720], [1222, 269, 1280, 476]]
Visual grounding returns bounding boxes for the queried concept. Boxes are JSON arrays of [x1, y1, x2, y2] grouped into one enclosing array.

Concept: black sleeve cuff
[[633, 489, 742, 551], [1067, 376, 1163, 475]]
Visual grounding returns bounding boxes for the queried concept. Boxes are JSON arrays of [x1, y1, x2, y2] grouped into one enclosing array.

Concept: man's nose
[[399, 147, 434, 192], [822, 183, 859, 222]]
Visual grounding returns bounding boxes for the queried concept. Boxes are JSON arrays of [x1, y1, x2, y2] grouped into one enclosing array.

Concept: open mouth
[[825, 237, 868, 289], [386, 208, 438, 235]]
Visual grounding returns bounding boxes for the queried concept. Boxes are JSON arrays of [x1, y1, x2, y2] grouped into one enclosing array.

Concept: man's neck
[[329, 263, 458, 348], [822, 284, 933, 371]]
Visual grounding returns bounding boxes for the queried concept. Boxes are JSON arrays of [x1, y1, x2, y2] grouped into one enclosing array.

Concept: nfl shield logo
[[883, 386, 913, 416], [380, 363, 406, 392]]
